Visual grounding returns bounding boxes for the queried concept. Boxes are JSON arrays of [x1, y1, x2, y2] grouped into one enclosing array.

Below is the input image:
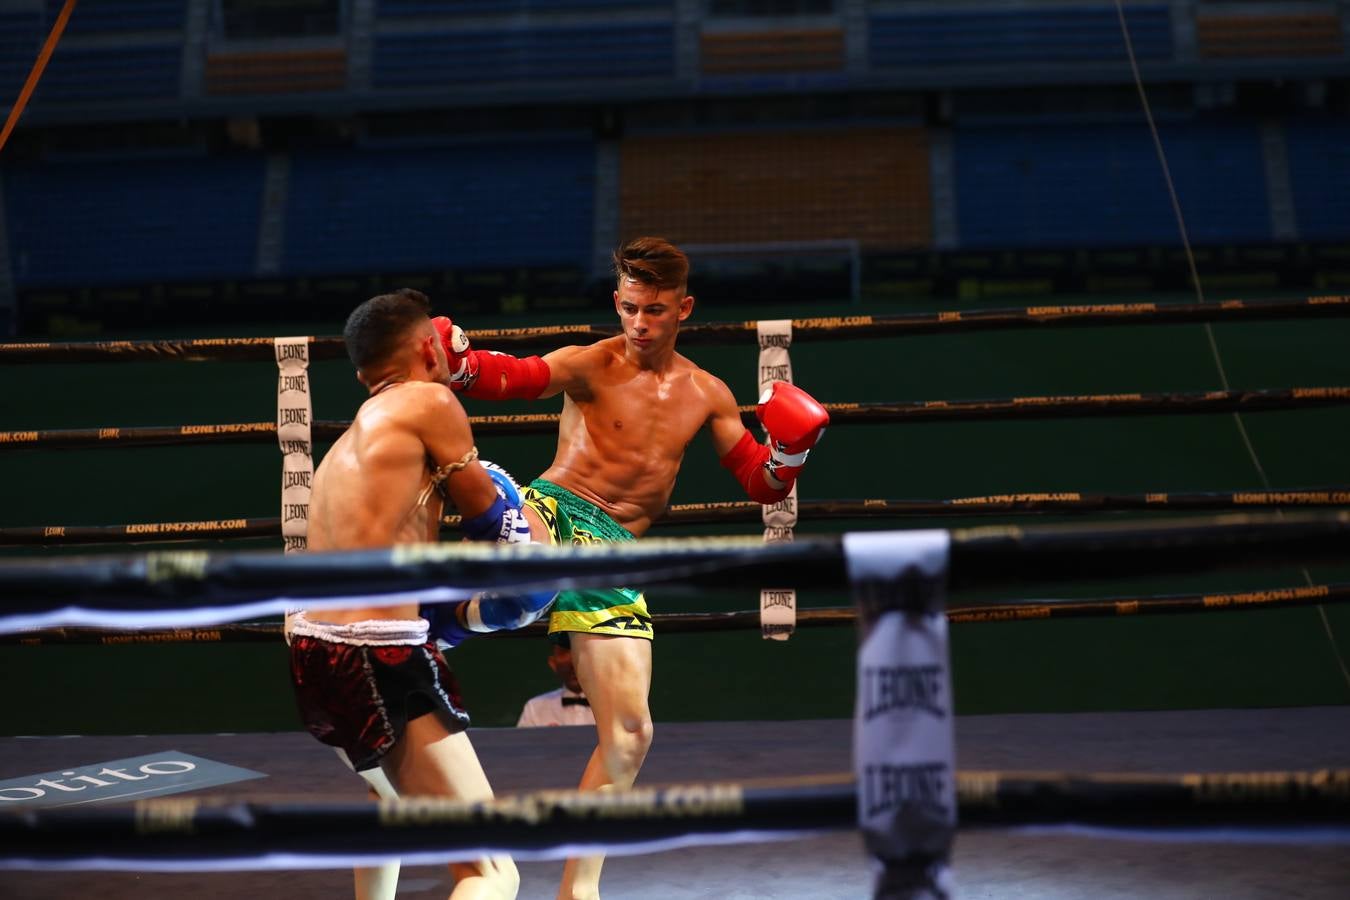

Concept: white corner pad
[[842, 530, 951, 583]]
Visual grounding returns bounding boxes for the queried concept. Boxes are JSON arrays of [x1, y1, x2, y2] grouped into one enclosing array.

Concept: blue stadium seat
[[952, 121, 1271, 249], [1284, 118, 1350, 242], [870, 5, 1173, 67], [281, 141, 595, 275], [0, 9, 43, 112], [373, 23, 674, 87], [46, 0, 186, 34], [377, 0, 666, 17], [33, 43, 182, 102], [4, 155, 265, 287]]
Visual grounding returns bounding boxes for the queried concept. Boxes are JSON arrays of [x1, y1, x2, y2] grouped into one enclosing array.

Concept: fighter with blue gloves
[[421, 459, 558, 648]]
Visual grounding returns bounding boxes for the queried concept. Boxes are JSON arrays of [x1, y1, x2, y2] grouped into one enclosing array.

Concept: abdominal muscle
[[538, 390, 699, 537]]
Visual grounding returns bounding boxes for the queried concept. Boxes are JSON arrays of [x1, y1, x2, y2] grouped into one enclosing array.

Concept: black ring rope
[[1, 296, 1346, 364], [946, 581, 1350, 623], [1, 514, 1348, 625], [4, 387, 1348, 450], [5, 488, 1348, 547], [945, 513, 1350, 590], [0, 518, 278, 546], [6, 582, 1346, 646], [2, 770, 1346, 870], [658, 489, 1350, 523]]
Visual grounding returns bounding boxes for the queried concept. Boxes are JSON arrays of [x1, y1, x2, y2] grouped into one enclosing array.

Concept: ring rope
[[5, 387, 1349, 450], [1, 296, 1346, 364], [6, 488, 1350, 547], [2, 514, 1349, 633], [1108, 2, 1350, 698], [2, 769, 1347, 871], [7, 581, 1347, 646]]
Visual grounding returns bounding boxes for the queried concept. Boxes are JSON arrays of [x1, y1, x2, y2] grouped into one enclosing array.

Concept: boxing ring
[[3, 296, 1350, 899], [4, 0, 1350, 893], [3, 712, 1348, 898]]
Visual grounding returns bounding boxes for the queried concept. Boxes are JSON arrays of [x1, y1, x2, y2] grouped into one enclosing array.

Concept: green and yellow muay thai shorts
[[522, 479, 653, 643]]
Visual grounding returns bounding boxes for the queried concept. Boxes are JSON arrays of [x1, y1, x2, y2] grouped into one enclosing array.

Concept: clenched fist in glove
[[719, 381, 829, 505], [432, 315, 550, 400]]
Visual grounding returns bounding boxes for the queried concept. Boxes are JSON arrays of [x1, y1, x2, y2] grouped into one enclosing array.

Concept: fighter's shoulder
[[541, 339, 605, 364], [585, 336, 629, 364], [687, 364, 737, 409], [371, 381, 465, 424], [547, 337, 623, 377]]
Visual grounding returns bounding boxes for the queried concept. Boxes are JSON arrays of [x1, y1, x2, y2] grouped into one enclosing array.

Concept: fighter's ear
[[678, 293, 694, 321], [420, 331, 440, 368]]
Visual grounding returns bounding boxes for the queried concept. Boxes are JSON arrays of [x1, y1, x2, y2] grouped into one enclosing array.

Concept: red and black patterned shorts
[[289, 635, 469, 771]]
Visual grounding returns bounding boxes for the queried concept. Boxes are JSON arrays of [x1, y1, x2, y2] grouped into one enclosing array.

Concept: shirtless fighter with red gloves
[[429, 237, 828, 900]]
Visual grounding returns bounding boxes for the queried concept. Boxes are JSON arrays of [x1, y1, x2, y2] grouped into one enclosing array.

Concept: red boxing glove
[[757, 381, 829, 486], [432, 315, 550, 400], [431, 315, 476, 390], [720, 382, 829, 503]]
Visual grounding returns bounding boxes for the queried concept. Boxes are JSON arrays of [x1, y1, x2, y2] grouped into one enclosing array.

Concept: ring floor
[[2, 706, 1348, 899]]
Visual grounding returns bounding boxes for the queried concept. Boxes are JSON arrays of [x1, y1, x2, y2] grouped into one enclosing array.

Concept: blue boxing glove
[[459, 459, 533, 544], [462, 589, 558, 633], [428, 460, 543, 648], [423, 600, 474, 649], [425, 589, 559, 650]]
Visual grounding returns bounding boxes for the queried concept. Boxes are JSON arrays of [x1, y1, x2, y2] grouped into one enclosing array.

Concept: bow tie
[[561, 696, 590, 707]]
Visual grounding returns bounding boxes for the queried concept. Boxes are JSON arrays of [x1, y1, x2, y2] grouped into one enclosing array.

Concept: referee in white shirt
[[516, 644, 597, 727]]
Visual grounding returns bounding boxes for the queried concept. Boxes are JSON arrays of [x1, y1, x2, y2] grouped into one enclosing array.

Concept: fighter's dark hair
[[342, 288, 432, 370], [613, 236, 689, 293]]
